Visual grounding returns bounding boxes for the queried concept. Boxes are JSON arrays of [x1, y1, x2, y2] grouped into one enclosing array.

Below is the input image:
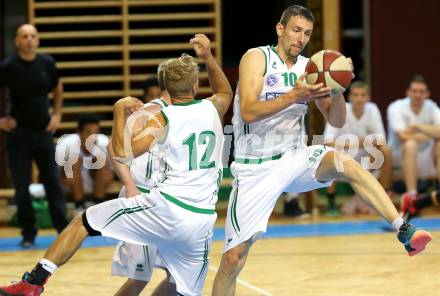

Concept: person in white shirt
[[387, 75, 440, 205], [324, 81, 392, 215], [57, 113, 114, 211]]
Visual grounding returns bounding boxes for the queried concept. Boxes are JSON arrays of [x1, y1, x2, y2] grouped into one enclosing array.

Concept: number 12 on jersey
[[182, 130, 216, 170]]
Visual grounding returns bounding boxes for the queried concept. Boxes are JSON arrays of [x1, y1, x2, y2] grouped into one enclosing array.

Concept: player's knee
[[223, 247, 247, 271], [81, 211, 102, 236], [328, 150, 354, 176], [339, 158, 363, 180]]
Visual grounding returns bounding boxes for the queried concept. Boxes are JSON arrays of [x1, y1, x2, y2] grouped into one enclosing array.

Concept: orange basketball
[[305, 50, 353, 93]]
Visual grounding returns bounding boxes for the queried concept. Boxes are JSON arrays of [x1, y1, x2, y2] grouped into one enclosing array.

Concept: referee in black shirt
[[0, 24, 68, 247]]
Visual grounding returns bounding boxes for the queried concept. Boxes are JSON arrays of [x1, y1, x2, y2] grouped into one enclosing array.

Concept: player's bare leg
[[317, 151, 398, 221], [317, 150, 431, 256], [0, 213, 89, 295], [114, 279, 147, 296], [151, 273, 176, 296], [212, 241, 251, 296], [44, 213, 89, 265], [114, 274, 175, 296]]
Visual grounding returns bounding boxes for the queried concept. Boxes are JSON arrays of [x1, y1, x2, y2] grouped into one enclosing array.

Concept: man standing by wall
[[0, 24, 68, 247]]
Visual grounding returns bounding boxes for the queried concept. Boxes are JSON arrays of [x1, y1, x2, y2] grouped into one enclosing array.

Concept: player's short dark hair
[[142, 76, 160, 97], [349, 81, 369, 94], [408, 74, 429, 88], [279, 5, 315, 26], [77, 113, 100, 131]]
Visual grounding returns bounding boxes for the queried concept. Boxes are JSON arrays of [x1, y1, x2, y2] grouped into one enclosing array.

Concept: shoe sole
[[408, 230, 432, 256]]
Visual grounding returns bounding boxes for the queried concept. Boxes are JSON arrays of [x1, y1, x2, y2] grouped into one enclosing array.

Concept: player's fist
[[114, 96, 144, 117], [190, 34, 212, 60]]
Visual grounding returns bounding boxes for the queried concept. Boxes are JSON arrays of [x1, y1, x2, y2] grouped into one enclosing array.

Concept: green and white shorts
[[111, 186, 175, 283], [224, 145, 334, 252], [85, 189, 216, 296]]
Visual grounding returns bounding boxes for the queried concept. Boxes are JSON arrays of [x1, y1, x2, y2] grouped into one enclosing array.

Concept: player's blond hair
[[163, 53, 199, 97]]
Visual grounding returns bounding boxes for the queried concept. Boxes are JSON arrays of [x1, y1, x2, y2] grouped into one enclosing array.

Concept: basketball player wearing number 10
[[212, 5, 432, 295]]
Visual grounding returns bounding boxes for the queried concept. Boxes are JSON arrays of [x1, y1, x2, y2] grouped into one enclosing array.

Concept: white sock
[[39, 259, 58, 274], [392, 217, 404, 232], [408, 190, 417, 197]]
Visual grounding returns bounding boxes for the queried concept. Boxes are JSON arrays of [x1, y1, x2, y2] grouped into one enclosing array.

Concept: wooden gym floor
[[0, 216, 439, 296]]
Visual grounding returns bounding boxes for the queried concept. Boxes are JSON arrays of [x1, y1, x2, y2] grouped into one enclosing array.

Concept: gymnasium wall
[[370, 0, 440, 120], [0, 0, 5, 187]]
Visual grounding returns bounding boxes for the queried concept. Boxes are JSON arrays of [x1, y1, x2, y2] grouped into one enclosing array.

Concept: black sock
[[27, 263, 51, 286], [414, 191, 440, 210], [327, 193, 336, 208], [75, 200, 85, 209], [93, 196, 104, 204]]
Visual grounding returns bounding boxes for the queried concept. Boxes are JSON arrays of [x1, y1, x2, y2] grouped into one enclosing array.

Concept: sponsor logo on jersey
[[272, 61, 277, 69], [265, 92, 284, 101], [266, 74, 279, 87], [136, 263, 144, 272], [265, 92, 308, 105]]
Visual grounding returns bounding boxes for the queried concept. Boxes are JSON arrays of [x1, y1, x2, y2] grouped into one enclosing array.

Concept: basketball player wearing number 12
[[212, 5, 432, 295]]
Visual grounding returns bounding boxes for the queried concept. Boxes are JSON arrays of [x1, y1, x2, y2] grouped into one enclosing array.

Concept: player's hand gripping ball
[[305, 50, 354, 94]]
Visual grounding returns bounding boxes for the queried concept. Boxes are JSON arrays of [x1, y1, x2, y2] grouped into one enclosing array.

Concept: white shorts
[[111, 241, 176, 283], [111, 187, 174, 283], [224, 145, 333, 252], [85, 189, 216, 296], [392, 143, 437, 178]]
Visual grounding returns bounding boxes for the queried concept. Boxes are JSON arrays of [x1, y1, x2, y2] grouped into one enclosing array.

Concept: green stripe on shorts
[[160, 191, 215, 214]]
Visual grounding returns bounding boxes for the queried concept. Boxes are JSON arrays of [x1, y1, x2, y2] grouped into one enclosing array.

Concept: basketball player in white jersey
[[387, 75, 440, 212], [212, 5, 432, 295], [108, 62, 175, 295], [324, 81, 392, 215], [0, 34, 233, 296]]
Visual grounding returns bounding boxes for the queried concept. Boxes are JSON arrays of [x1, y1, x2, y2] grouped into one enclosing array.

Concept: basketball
[[305, 50, 353, 93]]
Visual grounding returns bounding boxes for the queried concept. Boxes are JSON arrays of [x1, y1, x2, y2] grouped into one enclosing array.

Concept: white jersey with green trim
[[232, 45, 309, 160], [156, 99, 224, 210], [130, 98, 168, 190]]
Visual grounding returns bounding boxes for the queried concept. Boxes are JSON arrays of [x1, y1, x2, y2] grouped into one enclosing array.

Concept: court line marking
[[208, 265, 273, 296]]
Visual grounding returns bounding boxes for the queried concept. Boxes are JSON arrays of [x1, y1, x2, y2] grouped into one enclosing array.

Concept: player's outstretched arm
[[190, 34, 233, 117]]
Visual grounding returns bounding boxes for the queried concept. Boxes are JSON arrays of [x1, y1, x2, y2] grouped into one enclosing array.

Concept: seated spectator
[[324, 81, 392, 215], [57, 113, 114, 213], [387, 75, 440, 207]]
